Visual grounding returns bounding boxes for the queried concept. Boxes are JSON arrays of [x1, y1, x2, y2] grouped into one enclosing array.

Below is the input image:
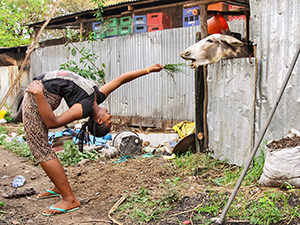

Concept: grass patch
[[0, 125, 100, 166], [116, 178, 182, 224], [0, 125, 33, 160]]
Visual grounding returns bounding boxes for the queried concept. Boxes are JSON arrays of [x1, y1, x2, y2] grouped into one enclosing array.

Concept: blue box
[[92, 22, 102, 31], [133, 24, 148, 33], [183, 6, 200, 27], [133, 15, 147, 25]]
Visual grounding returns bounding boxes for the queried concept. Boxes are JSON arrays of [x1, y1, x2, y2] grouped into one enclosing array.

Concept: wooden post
[[79, 21, 84, 41], [199, 4, 209, 150], [245, 10, 250, 43], [195, 32, 204, 153]]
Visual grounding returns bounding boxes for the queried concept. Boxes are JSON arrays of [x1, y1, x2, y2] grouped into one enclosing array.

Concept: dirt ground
[[267, 136, 300, 149], [1, 124, 300, 225]]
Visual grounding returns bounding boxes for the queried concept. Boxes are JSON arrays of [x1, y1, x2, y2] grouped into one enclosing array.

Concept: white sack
[[259, 146, 300, 187]]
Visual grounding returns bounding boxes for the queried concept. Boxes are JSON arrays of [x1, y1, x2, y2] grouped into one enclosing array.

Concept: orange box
[[208, 3, 227, 11]]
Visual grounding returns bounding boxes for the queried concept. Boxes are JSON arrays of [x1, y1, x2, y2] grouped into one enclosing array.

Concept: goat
[[180, 34, 253, 68]]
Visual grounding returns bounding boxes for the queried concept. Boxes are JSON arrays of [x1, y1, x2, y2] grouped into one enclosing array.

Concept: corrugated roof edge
[[27, 0, 144, 26], [104, 0, 141, 7]]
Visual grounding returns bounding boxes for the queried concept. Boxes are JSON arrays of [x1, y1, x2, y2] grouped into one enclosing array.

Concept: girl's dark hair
[[76, 117, 111, 152], [87, 117, 111, 137]]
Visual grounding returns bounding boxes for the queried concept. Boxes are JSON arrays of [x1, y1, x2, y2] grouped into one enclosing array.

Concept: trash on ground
[[103, 146, 118, 158], [163, 154, 176, 160], [173, 133, 196, 155], [0, 119, 7, 124], [2, 187, 36, 199], [0, 110, 7, 119], [113, 155, 139, 163], [12, 175, 26, 188], [172, 121, 195, 139], [113, 130, 143, 156], [0, 202, 4, 206]]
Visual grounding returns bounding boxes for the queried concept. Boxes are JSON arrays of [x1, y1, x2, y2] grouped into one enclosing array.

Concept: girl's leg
[[41, 158, 80, 214], [23, 89, 79, 214]]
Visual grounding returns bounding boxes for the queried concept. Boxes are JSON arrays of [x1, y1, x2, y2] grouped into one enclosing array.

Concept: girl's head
[[89, 106, 112, 137], [77, 106, 111, 152]]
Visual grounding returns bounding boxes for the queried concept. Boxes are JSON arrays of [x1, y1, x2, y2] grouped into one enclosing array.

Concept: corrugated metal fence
[[250, 0, 300, 146]]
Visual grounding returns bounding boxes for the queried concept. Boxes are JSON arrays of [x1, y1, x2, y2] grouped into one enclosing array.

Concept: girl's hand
[[148, 64, 163, 73], [26, 80, 44, 95]]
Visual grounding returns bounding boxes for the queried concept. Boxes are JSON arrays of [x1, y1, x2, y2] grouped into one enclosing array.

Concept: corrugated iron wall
[[250, 0, 300, 143], [0, 66, 26, 107], [31, 26, 201, 122], [208, 59, 255, 165], [30, 22, 255, 165]]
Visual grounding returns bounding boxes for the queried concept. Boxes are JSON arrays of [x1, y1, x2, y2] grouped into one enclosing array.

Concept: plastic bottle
[[12, 175, 26, 188]]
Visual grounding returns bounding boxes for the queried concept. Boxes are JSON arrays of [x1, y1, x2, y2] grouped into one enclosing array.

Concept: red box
[[228, 5, 245, 21], [147, 12, 171, 27], [148, 25, 170, 32]]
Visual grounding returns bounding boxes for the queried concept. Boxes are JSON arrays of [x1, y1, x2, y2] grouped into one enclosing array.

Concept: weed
[[117, 186, 160, 224], [173, 151, 200, 175], [2, 139, 33, 159], [192, 214, 213, 225], [245, 192, 286, 225], [57, 140, 100, 166], [213, 165, 242, 186], [159, 177, 182, 207], [244, 148, 265, 185], [0, 126, 33, 160], [196, 190, 227, 216], [117, 178, 182, 224], [213, 147, 265, 187], [163, 63, 188, 77]]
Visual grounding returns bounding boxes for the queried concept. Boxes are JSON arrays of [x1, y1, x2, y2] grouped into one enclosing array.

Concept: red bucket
[[207, 13, 230, 34]]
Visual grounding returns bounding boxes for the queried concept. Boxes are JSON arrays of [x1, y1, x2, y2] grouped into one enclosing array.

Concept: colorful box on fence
[[147, 12, 171, 28], [182, 6, 200, 27], [208, 3, 228, 11], [133, 15, 147, 25], [133, 24, 147, 33], [119, 26, 132, 35], [92, 22, 102, 31], [120, 16, 132, 26], [148, 25, 170, 32], [94, 30, 105, 39], [105, 27, 119, 37], [228, 4, 245, 21], [108, 18, 119, 27], [92, 22, 106, 39]]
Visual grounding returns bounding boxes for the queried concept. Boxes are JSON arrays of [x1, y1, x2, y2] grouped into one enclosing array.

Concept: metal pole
[[217, 42, 300, 225]]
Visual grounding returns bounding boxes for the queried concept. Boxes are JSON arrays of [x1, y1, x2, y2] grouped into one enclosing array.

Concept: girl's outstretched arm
[[100, 64, 163, 97], [26, 80, 83, 129]]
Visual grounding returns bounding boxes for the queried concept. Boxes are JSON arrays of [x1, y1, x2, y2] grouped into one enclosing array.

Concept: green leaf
[[71, 48, 77, 57]]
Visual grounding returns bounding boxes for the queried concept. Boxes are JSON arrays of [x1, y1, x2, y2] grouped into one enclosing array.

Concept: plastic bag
[[172, 121, 195, 139]]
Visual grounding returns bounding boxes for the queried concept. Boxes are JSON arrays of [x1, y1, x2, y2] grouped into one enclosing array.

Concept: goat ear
[[221, 35, 244, 47]]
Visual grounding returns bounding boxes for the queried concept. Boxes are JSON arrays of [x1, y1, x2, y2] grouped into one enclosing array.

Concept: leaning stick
[[0, 0, 63, 110], [108, 194, 127, 225]]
